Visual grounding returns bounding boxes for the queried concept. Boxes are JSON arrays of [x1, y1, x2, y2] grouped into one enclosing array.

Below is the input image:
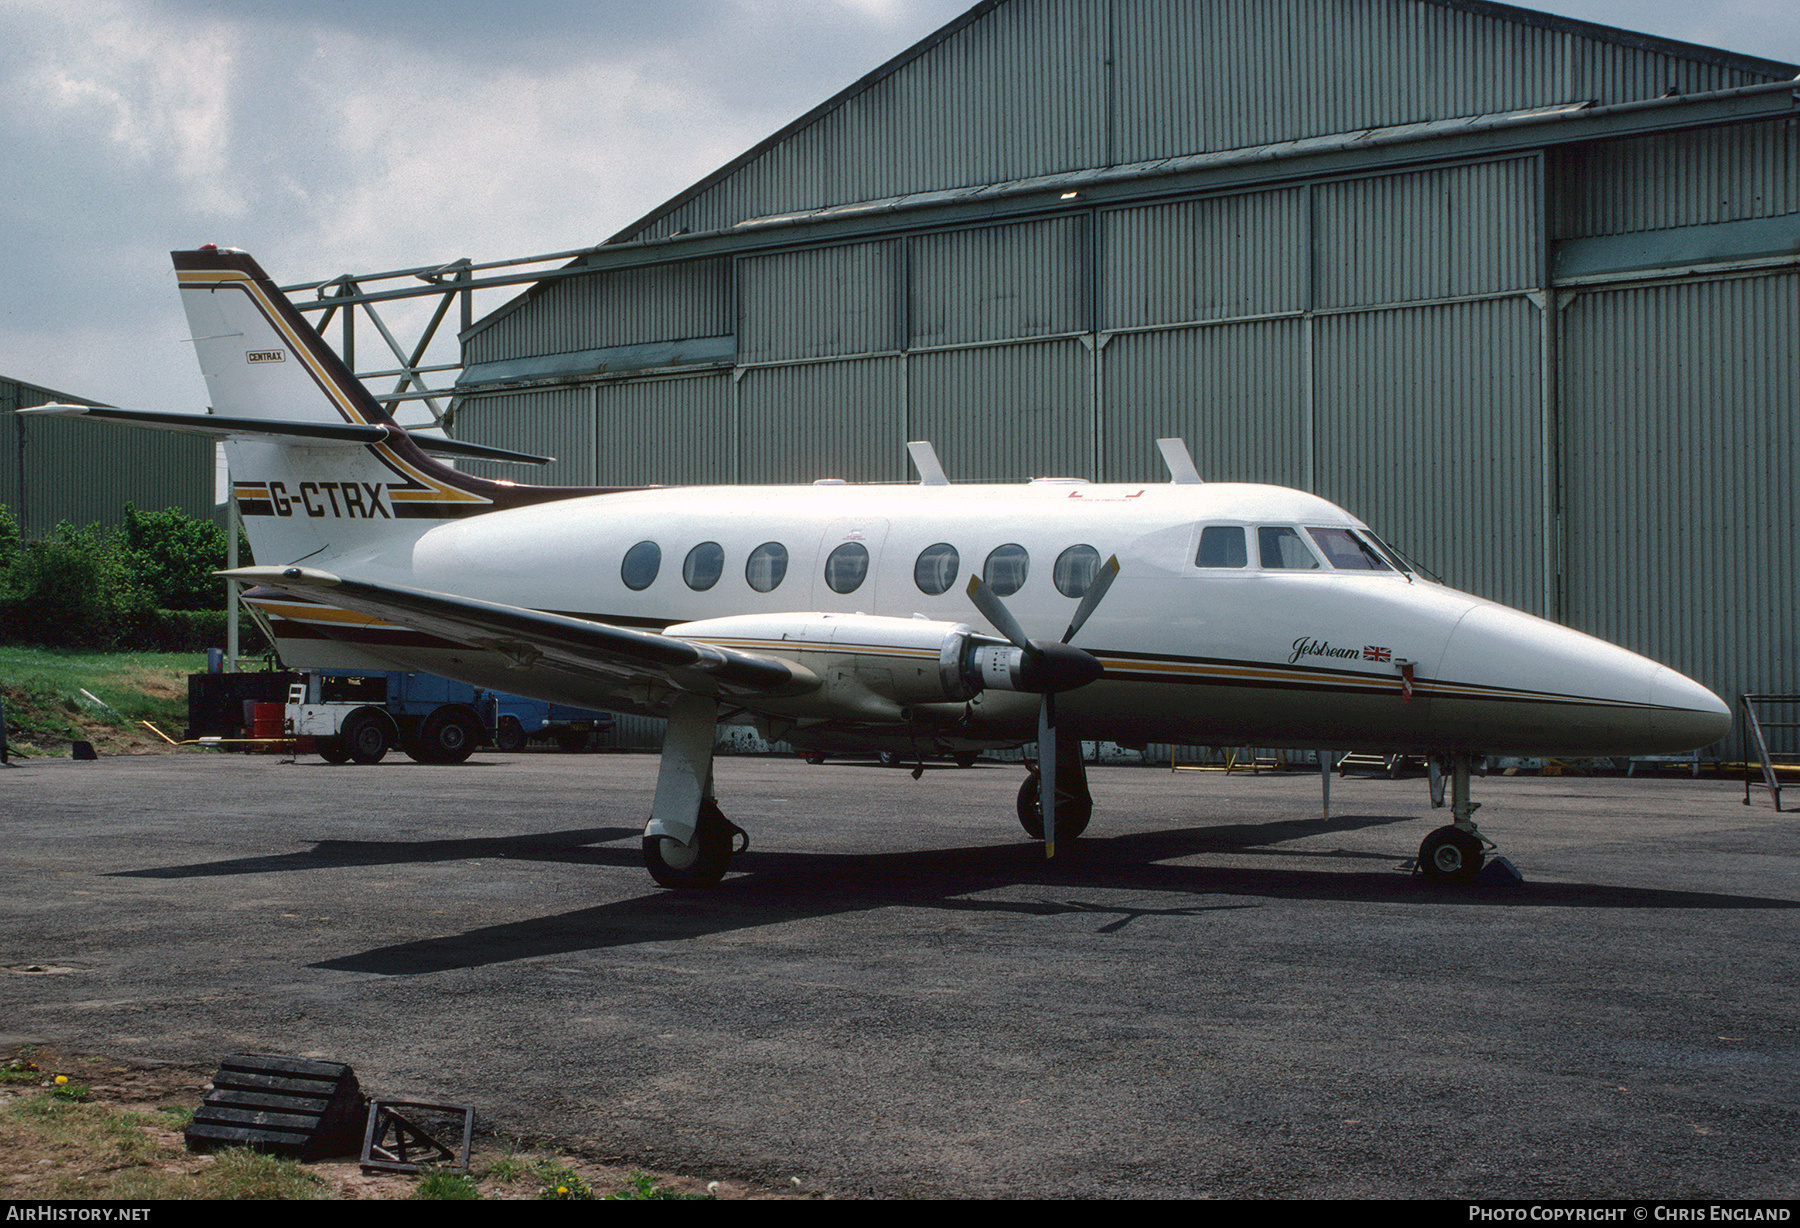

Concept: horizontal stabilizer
[[222, 566, 820, 699], [23, 404, 553, 465]]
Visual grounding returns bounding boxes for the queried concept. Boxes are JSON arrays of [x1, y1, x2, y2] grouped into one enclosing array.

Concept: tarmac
[[1, 749, 1796, 1199]]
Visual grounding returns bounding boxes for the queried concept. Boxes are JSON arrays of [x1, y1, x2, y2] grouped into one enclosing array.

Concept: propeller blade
[[966, 574, 1035, 655], [1060, 554, 1120, 644]]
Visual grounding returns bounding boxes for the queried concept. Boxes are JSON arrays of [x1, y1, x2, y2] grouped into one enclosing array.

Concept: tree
[[120, 504, 232, 611]]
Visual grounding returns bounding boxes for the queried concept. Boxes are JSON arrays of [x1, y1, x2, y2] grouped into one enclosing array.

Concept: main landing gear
[[1017, 756, 1093, 841], [643, 798, 748, 889], [1415, 752, 1495, 884], [641, 694, 747, 889]]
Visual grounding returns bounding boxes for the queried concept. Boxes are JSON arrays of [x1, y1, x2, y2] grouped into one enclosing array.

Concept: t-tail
[[172, 247, 608, 569]]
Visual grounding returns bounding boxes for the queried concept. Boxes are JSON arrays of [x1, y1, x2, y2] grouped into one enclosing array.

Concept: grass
[[0, 646, 204, 754], [0, 1045, 754, 1200]]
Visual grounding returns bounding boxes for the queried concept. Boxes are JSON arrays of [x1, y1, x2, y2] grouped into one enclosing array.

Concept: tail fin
[[175, 247, 609, 566]]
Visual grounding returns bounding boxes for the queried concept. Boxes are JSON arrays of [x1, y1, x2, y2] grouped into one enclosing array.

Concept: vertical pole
[[1320, 750, 1332, 819], [225, 495, 240, 671]]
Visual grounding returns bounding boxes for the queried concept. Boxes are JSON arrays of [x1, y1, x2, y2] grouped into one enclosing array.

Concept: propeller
[[965, 555, 1119, 858]]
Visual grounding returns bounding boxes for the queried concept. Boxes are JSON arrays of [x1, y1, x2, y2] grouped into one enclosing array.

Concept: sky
[[1, 0, 1796, 417]]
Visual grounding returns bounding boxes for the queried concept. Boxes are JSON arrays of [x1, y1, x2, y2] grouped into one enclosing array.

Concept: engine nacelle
[[669, 611, 1040, 714]]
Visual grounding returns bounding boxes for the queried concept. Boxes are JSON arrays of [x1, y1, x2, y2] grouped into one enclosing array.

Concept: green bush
[[121, 504, 233, 611], [0, 521, 151, 650], [0, 504, 259, 652]]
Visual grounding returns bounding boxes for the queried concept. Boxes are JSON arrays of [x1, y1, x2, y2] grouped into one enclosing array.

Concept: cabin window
[[1257, 526, 1320, 570], [1306, 527, 1391, 571], [621, 540, 661, 590], [984, 543, 1030, 596], [746, 542, 788, 592], [683, 542, 724, 591], [825, 542, 870, 594], [1053, 544, 1101, 598], [914, 543, 959, 595], [1195, 526, 1247, 568]]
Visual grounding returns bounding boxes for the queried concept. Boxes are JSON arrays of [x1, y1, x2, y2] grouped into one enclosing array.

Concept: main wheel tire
[[878, 751, 904, 768], [417, 706, 481, 764], [954, 752, 979, 768], [643, 800, 738, 888], [494, 716, 527, 753], [317, 738, 351, 765], [1015, 774, 1092, 840], [1417, 825, 1484, 883], [339, 709, 392, 765]]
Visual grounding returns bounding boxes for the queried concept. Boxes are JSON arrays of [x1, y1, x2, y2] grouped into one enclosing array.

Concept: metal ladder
[[1740, 694, 1800, 812]]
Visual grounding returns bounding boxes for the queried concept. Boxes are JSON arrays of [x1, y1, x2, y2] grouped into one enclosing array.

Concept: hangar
[[300, 0, 1799, 757], [2, 374, 213, 537]]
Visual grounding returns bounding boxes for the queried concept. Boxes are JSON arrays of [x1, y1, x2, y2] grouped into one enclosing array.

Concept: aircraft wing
[[220, 566, 820, 700]]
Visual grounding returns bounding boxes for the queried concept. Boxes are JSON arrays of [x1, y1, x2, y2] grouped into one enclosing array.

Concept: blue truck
[[283, 671, 613, 764]]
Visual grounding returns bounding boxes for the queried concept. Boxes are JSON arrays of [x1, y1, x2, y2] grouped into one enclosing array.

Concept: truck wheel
[[555, 728, 590, 753], [495, 716, 527, 753], [340, 709, 392, 765], [418, 706, 481, 764]]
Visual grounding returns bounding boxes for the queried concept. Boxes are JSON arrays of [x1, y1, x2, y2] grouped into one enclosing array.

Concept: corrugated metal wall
[[1, 377, 213, 537], [1560, 271, 1800, 751], [626, 0, 1780, 242], [448, 0, 1800, 756]]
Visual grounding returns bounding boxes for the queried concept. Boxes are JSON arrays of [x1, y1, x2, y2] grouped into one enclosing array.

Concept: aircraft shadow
[[292, 815, 1799, 976], [110, 827, 643, 878]]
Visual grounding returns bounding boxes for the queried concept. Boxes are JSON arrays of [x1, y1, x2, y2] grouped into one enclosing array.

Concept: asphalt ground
[[2, 750, 1796, 1200]]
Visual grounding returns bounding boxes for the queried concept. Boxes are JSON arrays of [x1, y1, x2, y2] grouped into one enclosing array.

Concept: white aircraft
[[33, 247, 1732, 888]]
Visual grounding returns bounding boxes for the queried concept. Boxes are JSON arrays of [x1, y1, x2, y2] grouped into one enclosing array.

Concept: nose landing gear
[[1416, 752, 1496, 884]]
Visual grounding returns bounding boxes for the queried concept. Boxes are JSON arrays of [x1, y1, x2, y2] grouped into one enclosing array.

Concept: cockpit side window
[[1196, 525, 1247, 568], [1306, 527, 1391, 571], [1257, 526, 1320, 570]]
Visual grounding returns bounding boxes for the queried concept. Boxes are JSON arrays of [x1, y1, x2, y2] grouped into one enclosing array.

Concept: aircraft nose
[[1648, 665, 1734, 750], [1437, 605, 1732, 756]]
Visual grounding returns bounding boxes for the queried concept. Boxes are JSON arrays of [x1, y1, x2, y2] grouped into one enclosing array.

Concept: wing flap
[[222, 566, 819, 698]]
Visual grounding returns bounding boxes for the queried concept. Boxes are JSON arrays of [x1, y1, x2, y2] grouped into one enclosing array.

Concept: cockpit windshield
[[1306, 527, 1391, 571]]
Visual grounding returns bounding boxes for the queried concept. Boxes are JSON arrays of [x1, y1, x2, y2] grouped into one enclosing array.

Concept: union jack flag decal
[[1363, 645, 1391, 662]]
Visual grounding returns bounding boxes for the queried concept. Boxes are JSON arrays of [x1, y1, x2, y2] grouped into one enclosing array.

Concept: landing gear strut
[[641, 694, 747, 889], [1416, 752, 1492, 884]]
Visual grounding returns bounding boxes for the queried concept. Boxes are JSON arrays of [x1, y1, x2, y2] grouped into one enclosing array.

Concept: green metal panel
[[910, 216, 1086, 348], [907, 339, 1095, 482], [1099, 320, 1307, 485], [1560, 270, 1800, 754], [453, 386, 598, 487], [2, 377, 212, 538], [1100, 187, 1307, 330], [739, 242, 901, 364], [736, 357, 904, 484], [1313, 297, 1547, 613]]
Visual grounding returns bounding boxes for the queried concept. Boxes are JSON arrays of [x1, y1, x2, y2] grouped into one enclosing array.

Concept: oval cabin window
[[914, 543, 959, 595], [983, 543, 1030, 597], [824, 542, 870, 594], [683, 542, 725, 591], [746, 542, 788, 593], [1053, 544, 1101, 598], [621, 540, 661, 591]]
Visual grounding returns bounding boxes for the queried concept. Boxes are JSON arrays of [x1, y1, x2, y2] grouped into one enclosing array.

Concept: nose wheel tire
[[1417, 825, 1485, 884], [644, 800, 746, 889]]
